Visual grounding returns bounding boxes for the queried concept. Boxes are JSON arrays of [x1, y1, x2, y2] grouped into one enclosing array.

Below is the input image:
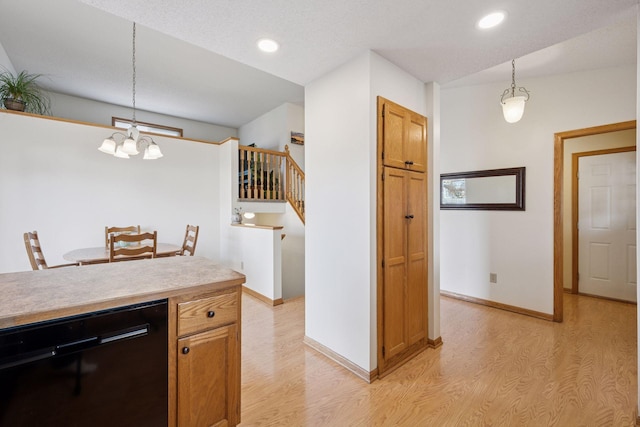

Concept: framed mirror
[[440, 167, 526, 211]]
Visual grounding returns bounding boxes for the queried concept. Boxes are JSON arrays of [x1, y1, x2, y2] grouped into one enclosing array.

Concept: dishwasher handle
[[100, 325, 149, 344], [0, 348, 56, 370], [55, 336, 99, 355], [0, 324, 150, 370]]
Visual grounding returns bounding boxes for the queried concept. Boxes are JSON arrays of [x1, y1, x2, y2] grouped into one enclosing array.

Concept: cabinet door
[[382, 167, 409, 360], [380, 98, 427, 172], [405, 112, 427, 172], [382, 169, 428, 365], [177, 324, 239, 427], [382, 102, 407, 170], [406, 171, 428, 345]]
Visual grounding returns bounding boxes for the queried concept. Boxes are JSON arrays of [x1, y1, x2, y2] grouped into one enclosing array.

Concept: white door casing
[[578, 151, 637, 302]]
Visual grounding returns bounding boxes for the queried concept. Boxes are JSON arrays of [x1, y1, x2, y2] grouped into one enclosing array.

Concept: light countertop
[[0, 256, 245, 329]]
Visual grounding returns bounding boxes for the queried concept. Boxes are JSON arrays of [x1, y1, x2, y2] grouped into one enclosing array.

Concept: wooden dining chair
[[23, 231, 78, 271], [105, 225, 140, 247], [180, 225, 200, 256], [109, 231, 157, 262]]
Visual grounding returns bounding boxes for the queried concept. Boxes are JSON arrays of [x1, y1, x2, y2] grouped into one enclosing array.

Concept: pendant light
[[98, 22, 163, 159], [500, 59, 530, 124]]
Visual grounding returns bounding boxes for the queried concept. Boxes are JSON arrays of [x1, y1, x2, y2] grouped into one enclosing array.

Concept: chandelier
[[98, 22, 163, 159], [500, 59, 530, 124]]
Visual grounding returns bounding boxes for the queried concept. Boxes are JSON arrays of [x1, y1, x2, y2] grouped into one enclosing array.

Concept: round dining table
[[63, 243, 182, 265]]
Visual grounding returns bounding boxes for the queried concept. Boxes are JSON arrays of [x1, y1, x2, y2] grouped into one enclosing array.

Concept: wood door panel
[[406, 171, 427, 345], [407, 256, 427, 344], [383, 167, 408, 357], [178, 325, 236, 427], [384, 267, 407, 357], [383, 104, 406, 170], [384, 169, 407, 260], [406, 114, 427, 172], [381, 98, 427, 172]]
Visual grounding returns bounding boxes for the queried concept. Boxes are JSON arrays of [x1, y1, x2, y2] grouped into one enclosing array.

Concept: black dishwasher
[[0, 299, 168, 426]]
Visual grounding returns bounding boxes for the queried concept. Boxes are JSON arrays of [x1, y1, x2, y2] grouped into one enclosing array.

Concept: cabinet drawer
[[178, 291, 237, 336]]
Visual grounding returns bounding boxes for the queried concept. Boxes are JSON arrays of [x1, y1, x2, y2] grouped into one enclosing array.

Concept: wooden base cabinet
[[171, 289, 241, 427]]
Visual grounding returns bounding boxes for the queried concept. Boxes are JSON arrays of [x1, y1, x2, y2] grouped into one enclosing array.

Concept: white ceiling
[[0, 0, 636, 128]]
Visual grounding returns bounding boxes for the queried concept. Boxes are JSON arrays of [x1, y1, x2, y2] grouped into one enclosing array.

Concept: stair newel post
[[285, 145, 292, 202]]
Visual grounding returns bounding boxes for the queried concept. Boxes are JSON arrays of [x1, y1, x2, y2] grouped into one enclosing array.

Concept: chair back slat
[[181, 225, 199, 256], [23, 231, 48, 270], [105, 225, 141, 247], [109, 231, 157, 262]]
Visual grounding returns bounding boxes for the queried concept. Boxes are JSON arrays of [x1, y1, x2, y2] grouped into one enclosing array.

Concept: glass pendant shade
[[143, 143, 163, 159], [121, 136, 139, 155], [114, 145, 130, 159], [499, 59, 530, 124], [98, 138, 116, 155], [501, 96, 527, 123]]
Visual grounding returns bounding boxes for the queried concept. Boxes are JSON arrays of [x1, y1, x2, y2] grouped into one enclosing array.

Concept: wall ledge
[[0, 108, 224, 145], [231, 223, 284, 230]]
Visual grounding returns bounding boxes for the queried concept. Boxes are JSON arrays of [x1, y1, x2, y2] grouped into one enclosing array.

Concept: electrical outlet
[[241, 261, 244, 269], [489, 273, 497, 284]]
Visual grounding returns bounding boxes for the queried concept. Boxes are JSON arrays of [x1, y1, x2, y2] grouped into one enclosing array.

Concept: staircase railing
[[238, 145, 286, 201], [284, 145, 305, 224], [238, 145, 305, 223]]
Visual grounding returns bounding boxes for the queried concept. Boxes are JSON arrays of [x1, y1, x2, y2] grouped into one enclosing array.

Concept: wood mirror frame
[[440, 167, 526, 211]]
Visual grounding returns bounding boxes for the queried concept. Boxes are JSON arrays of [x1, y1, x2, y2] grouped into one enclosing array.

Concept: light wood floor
[[241, 293, 637, 426]]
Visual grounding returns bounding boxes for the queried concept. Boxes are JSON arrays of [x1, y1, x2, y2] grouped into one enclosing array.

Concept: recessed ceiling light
[[477, 11, 506, 29], [257, 38, 279, 53]]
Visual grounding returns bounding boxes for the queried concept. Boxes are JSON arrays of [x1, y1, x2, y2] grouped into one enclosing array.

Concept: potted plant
[[0, 69, 51, 115]]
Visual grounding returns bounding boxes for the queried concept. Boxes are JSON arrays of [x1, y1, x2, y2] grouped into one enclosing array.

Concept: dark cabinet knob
[[207, 310, 216, 318], [405, 214, 414, 219], [405, 160, 414, 165], [182, 347, 190, 355]]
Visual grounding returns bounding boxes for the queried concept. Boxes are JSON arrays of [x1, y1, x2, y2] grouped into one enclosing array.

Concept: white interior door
[[578, 151, 637, 302]]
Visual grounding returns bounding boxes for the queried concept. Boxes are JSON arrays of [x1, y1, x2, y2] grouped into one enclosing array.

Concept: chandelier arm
[[109, 131, 128, 141], [500, 88, 512, 104], [517, 87, 530, 101]]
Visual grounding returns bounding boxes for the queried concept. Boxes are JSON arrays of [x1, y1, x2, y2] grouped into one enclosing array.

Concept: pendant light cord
[[510, 59, 516, 97], [132, 22, 137, 125]]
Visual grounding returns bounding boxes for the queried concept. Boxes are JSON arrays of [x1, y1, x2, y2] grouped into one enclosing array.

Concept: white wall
[[0, 112, 221, 273], [440, 65, 636, 314], [424, 82, 442, 343], [636, 6, 640, 416], [231, 225, 282, 301], [238, 102, 305, 169], [257, 207, 305, 299], [48, 91, 237, 142], [306, 52, 373, 371], [238, 102, 306, 299], [305, 50, 438, 373], [0, 41, 15, 74]]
